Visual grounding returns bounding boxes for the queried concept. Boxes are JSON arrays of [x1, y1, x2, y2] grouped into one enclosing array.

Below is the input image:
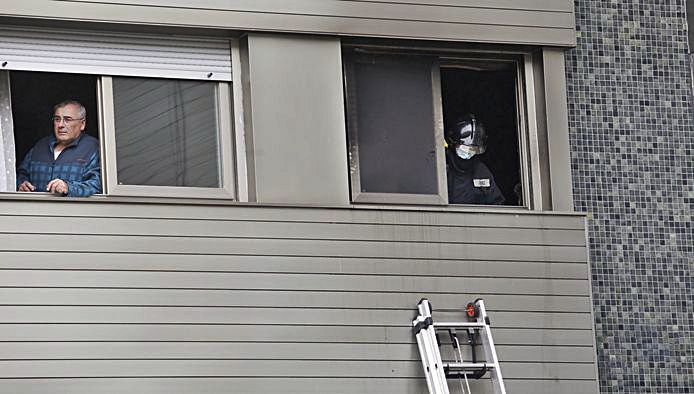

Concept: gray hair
[[53, 100, 86, 119]]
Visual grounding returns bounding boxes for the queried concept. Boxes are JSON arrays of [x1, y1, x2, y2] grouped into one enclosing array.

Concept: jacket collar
[[49, 132, 85, 152]]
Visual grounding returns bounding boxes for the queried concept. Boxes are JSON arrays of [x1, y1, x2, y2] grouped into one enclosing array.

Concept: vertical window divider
[[100, 75, 118, 195], [217, 81, 235, 199], [431, 59, 449, 203], [96, 76, 107, 195], [523, 55, 544, 210], [230, 39, 248, 202]]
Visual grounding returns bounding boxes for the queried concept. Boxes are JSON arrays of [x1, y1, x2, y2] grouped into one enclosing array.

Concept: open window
[[343, 47, 529, 207], [0, 26, 237, 198], [0, 70, 100, 194]]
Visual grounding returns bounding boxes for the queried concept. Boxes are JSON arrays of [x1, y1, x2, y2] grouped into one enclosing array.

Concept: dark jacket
[[446, 152, 505, 205], [16, 133, 102, 197]]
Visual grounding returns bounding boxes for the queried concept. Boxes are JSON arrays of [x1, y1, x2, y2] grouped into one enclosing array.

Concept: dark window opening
[[10, 71, 98, 163], [441, 63, 522, 206]]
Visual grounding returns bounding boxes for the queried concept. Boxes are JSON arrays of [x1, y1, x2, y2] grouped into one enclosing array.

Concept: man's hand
[[18, 180, 36, 192], [46, 179, 69, 195]]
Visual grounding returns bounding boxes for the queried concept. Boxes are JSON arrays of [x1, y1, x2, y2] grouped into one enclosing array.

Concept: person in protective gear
[[445, 114, 505, 205]]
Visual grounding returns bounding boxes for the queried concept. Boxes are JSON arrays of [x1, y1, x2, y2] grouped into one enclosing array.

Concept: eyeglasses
[[52, 116, 84, 124]]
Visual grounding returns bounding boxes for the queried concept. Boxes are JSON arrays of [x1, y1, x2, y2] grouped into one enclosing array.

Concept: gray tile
[[566, 1, 694, 393]]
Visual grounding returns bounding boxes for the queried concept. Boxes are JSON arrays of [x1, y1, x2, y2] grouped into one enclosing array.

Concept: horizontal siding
[[0, 253, 589, 279], [0, 342, 595, 363], [0, 307, 592, 328], [0, 270, 591, 295], [0, 289, 591, 310], [0, 216, 587, 245], [0, 0, 577, 46], [0, 360, 596, 379], [0, 325, 595, 346], [0, 234, 588, 262], [0, 200, 587, 228], [0, 200, 596, 393], [0, 378, 599, 394]]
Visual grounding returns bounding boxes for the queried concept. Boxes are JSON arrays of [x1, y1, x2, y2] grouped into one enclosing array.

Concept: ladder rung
[[433, 322, 486, 329], [444, 362, 497, 370]]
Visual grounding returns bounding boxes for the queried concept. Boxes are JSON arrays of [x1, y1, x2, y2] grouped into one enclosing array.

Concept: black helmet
[[445, 114, 487, 158]]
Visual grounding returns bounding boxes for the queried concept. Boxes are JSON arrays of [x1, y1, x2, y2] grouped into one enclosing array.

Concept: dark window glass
[[348, 54, 439, 195], [112, 77, 220, 188]]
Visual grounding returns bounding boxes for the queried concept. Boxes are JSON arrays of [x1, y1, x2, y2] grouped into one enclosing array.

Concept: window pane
[[112, 77, 220, 188], [350, 55, 439, 195]]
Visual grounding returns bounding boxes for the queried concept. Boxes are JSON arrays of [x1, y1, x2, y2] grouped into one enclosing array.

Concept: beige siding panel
[[0, 235, 588, 262], [0, 378, 599, 394], [364, 0, 572, 11], [0, 306, 593, 329], [0, 0, 576, 46], [0, 200, 595, 392], [543, 48, 575, 211], [0, 253, 590, 279], [0, 270, 590, 295], [0, 216, 587, 246], [0, 359, 597, 379], [62, 0, 576, 27], [244, 35, 349, 205], [0, 289, 591, 311], [0, 200, 586, 229], [0, 342, 595, 363], [0, 324, 595, 346]]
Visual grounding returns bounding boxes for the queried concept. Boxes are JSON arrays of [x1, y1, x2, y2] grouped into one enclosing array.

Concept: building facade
[[0, 1, 690, 393]]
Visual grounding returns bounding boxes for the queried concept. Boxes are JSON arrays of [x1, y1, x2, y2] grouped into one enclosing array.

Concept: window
[[0, 26, 237, 198], [0, 70, 99, 194], [102, 76, 235, 198], [344, 47, 530, 207]]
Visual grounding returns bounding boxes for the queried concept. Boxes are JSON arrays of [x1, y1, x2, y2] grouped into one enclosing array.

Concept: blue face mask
[[456, 145, 475, 160]]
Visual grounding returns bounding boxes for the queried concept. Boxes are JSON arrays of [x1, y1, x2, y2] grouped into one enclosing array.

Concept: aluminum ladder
[[412, 298, 507, 394]]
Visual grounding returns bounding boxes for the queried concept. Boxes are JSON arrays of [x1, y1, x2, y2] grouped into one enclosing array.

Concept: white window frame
[[99, 76, 236, 199]]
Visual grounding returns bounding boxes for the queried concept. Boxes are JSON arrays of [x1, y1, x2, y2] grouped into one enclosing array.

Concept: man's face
[[53, 104, 85, 147]]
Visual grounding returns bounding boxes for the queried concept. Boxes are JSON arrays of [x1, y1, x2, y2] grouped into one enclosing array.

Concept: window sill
[[0, 191, 582, 216]]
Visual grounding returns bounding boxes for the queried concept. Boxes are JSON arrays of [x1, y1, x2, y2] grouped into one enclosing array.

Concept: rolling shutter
[[0, 26, 231, 81]]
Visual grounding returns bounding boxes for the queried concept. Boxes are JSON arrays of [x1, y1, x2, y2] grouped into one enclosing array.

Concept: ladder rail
[[414, 314, 437, 394], [413, 300, 450, 394], [474, 300, 507, 394]]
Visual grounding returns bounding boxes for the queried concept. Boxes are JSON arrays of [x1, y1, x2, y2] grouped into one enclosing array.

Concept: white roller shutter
[[0, 26, 231, 81]]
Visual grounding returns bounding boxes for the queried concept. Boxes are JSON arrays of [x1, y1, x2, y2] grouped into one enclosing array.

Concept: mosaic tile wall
[[565, 0, 694, 392]]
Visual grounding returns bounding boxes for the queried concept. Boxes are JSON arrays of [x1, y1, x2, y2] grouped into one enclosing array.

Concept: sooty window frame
[[343, 45, 541, 209]]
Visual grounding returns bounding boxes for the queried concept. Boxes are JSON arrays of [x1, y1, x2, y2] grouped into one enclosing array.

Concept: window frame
[[0, 28, 242, 200], [100, 76, 236, 199], [343, 53, 448, 205], [343, 46, 540, 209]]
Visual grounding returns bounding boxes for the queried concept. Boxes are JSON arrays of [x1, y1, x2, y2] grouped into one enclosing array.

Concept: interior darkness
[[10, 71, 98, 163], [441, 64, 522, 206]]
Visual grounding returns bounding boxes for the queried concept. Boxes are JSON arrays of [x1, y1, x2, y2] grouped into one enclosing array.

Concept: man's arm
[[65, 151, 102, 197], [16, 149, 35, 191]]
